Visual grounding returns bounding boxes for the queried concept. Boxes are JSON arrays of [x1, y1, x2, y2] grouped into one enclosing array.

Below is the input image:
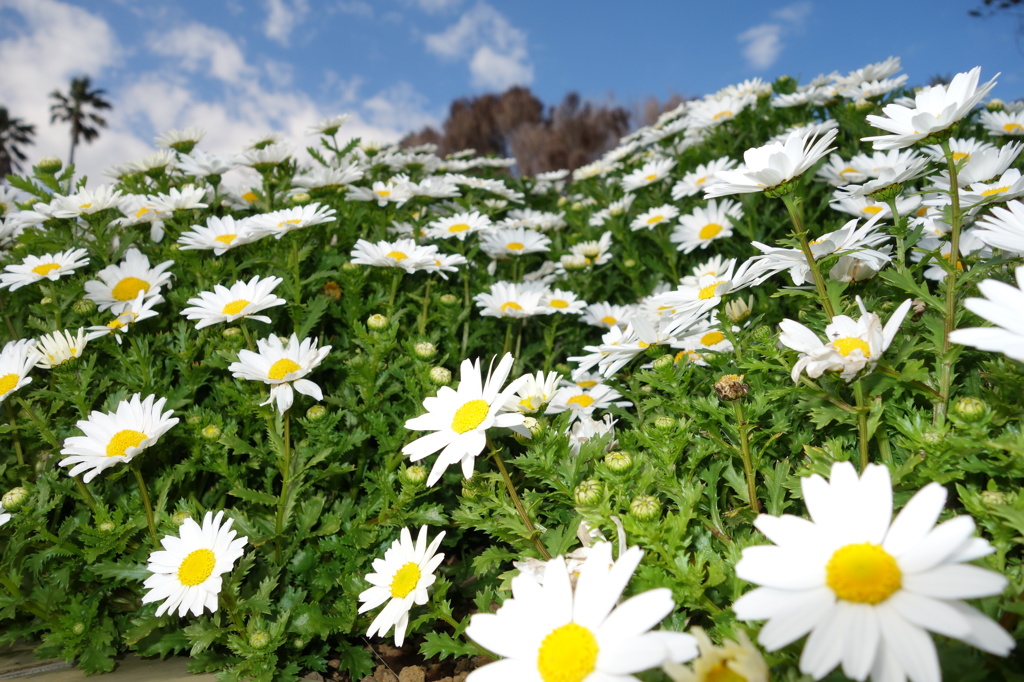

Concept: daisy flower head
[[671, 199, 743, 254], [358, 526, 446, 646], [350, 238, 439, 273], [59, 394, 179, 483], [175, 150, 236, 179], [228, 334, 331, 415], [979, 108, 1024, 137], [686, 92, 757, 130], [0, 248, 89, 291], [178, 215, 257, 255], [154, 126, 206, 153], [84, 247, 174, 314], [147, 185, 208, 215], [541, 288, 587, 315], [631, 204, 680, 231], [34, 328, 87, 369], [307, 113, 352, 136], [474, 281, 547, 319], [479, 227, 551, 260], [864, 67, 998, 150], [705, 126, 838, 199], [85, 291, 163, 343], [620, 157, 676, 193], [402, 353, 529, 486], [49, 185, 123, 219], [503, 370, 562, 414], [734, 461, 1014, 682], [580, 301, 636, 330], [663, 627, 769, 682], [180, 276, 286, 329], [246, 203, 336, 240], [546, 382, 629, 420], [948, 265, 1024, 362], [142, 510, 247, 618], [972, 199, 1024, 255], [426, 211, 491, 241], [0, 339, 41, 404], [465, 542, 698, 682], [778, 297, 912, 383]]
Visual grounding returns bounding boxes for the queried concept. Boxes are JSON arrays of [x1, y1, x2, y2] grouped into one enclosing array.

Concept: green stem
[[418, 276, 432, 336], [782, 194, 836, 318], [0, 574, 46, 619], [5, 401, 24, 467], [460, 276, 471, 357], [274, 410, 292, 565], [502, 319, 514, 356], [15, 398, 61, 448], [731, 401, 760, 513], [387, 271, 402, 315], [132, 462, 159, 544], [885, 196, 907, 270], [488, 446, 551, 560], [220, 589, 247, 634], [73, 477, 99, 515], [853, 381, 870, 471], [936, 141, 964, 421], [240, 323, 256, 352]]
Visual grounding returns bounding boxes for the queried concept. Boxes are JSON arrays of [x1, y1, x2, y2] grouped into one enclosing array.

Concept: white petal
[[902, 564, 1007, 599]]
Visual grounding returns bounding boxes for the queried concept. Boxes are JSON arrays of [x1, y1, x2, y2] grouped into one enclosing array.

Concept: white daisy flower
[[546, 382, 629, 420], [0, 248, 89, 291], [180, 276, 286, 330], [178, 216, 257, 255], [465, 542, 698, 681], [474, 281, 547, 319], [358, 526, 446, 646], [0, 502, 9, 527], [154, 126, 206, 151], [175, 150, 236, 179], [864, 67, 998, 150], [580, 301, 636, 330], [290, 164, 364, 193], [34, 328, 87, 369], [425, 211, 491, 241], [663, 627, 769, 682], [479, 227, 551, 260], [228, 333, 331, 415], [705, 127, 838, 198], [402, 353, 528, 486], [540, 289, 587, 315], [734, 461, 1014, 682], [84, 247, 174, 314], [246, 203, 337, 240], [307, 113, 352, 136], [672, 157, 738, 200], [972, 199, 1024, 255], [84, 292, 163, 343], [147, 185, 208, 214], [778, 297, 912, 383], [979, 108, 1024, 137], [58, 394, 179, 483], [49, 185, 123, 219], [631, 204, 680, 231], [948, 264, 1024, 361], [350, 238, 439, 273], [503, 370, 562, 414], [142, 511, 247, 618], [621, 158, 676, 193], [0, 339, 41, 404], [671, 199, 742, 254]]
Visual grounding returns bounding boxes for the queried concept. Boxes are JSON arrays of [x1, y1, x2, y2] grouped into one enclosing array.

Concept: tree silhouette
[[49, 76, 112, 168], [0, 107, 36, 179]]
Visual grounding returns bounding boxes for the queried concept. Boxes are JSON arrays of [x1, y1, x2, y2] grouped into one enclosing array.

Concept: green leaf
[[419, 631, 480, 661], [228, 487, 279, 506]]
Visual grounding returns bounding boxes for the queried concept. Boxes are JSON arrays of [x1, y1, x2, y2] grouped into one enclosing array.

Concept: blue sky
[[2, 0, 1023, 181]]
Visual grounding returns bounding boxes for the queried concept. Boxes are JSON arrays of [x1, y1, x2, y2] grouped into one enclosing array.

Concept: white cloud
[[736, 2, 811, 71], [333, 1, 373, 18], [423, 2, 532, 90], [362, 82, 441, 132], [263, 0, 310, 46], [405, 0, 462, 13], [738, 24, 783, 70], [149, 24, 255, 83]]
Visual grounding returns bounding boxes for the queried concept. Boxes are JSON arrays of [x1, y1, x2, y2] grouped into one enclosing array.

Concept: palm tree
[[0, 107, 36, 179], [49, 76, 112, 168]]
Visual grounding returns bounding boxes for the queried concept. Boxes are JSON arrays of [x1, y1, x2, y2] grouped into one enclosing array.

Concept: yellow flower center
[[1003, 123, 1023, 134], [644, 173, 658, 182], [832, 337, 871, 357], [241, 191, 259, 203], [389, 562, 421, 598], [695, 175, 708, 186], [31, 262, 62, 277], [505, 242, 525, 251], [177, 548, 216, 587], [712, 109, 734, 121], [375, 189, 391, 197], [221, 299, 250, 316], [952, 151, 970, 162], [699, 223, 724, 240], [214, 234, 238, 245], [501, 301, 523, 313], [135, 207, 152, 219], [277, 219, 302, 227], [646, 214, 665, 225], [825, 542, 902, 604], [79, 202, 92, 210], [111, 276, 150, 301], [600, 316, 617, 326], [576, 380, 597, 388], [268, 358, 301, 380], [451, 398, 489, 434], [862, 205, 884, 215], [980, 186, 1010, 197], [701, 331, 726, 346], [536, 622, 598, 682], [386, 251, 408, 261], [106, 429, 147, 458], [0, 373, 20, 396], [698, 281, 724, 300], [705, 662, 747, 682], [447, 223, 471, 233], [839, 167, 860, 178], [549, 299, 569, 309], [566, 394, 595, 408]]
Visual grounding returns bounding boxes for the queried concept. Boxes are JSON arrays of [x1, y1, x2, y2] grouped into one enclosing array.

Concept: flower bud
[[630, 495, 661, 520], [341, 261, 360, 271], [513, 416, 541, 444], [952, 397, 987, 422], [986, 98, 1006, 112], [201, 424, 222, 440], [36, 156, 63, 174], [367, 313, 388, 330], [172, 510, 192, 526], [413, 341, 437, 359], [749, 325, 774, 344], [401, 464, 427, 485], [980, 490, 1008, 505], [2, 486, 29, 510], [714, 374, 749, 402], [221, 326, 242, 339], [249, 631, 271, 648], [305, 405, 328, 421], [39, 296, 53, 306], [187, 414, 203, 425], [574, 479, 602, 506], [72, 298, 96, 315], [72, 623, 86, 635], [651, 354, 674, 370], [439, 293, 459, 307], [290, 192, 311, 204], [652, 415, 676, 430], [560, 254, 588, 271], [322, 281, 342, 300], [97, 521, 115, 533], [725, 296, 754, 323], [604, 451, 632, 473], [429, 366, 452, 385]]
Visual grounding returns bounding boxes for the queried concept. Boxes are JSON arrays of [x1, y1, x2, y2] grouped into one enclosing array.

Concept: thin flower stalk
[[488, 445, 550, 560], [937, 140, 965, 420], [781, 194, 836, 318]]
